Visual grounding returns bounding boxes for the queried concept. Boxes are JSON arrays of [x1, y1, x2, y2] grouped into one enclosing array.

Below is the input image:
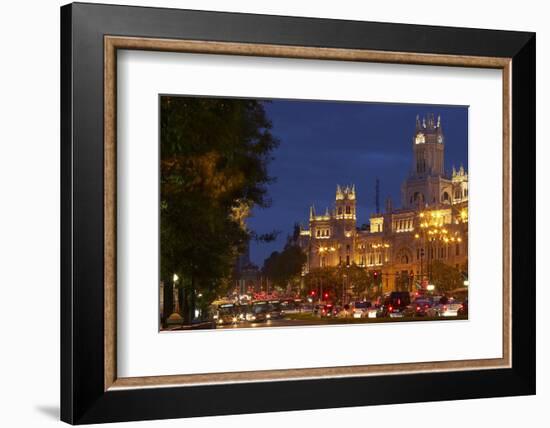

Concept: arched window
[[345, 205, 351, 214], [442, 191, 450, 202], [338, 207, 343, 215], [401, 255, 409, 264], [414, 192, 425, 204], [455, 189, 462, 199]]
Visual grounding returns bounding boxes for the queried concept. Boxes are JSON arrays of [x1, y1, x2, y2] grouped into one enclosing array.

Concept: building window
[[316, 229, 320, 237], [346, 244, 350, 251], [455, 189, 462, 199], [442, 191, 450, 202], [346, 255, 350, 266], [401, 255, 409, 264], [456, 243, 460, 256], [338, 207, 342, 215], [346, 205, 351, 214]]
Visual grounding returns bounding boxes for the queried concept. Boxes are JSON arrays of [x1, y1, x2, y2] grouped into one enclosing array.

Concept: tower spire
[[309, 205, 316, 220]]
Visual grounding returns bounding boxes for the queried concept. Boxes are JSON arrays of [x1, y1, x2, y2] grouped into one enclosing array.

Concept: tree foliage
[[160, 96, 279, 318], [304, 264, 376, 301], [430, 260, 465, 292], [262, 244, 306, 288]]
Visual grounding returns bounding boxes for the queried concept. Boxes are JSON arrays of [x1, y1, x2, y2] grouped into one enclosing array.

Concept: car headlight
[[232, 317, 237, 322], [266, 314, 271, 319], [218, 319, 223, 324]]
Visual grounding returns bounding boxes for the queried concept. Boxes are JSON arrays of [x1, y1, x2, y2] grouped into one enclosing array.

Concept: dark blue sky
[[247, 100, 468, 266]]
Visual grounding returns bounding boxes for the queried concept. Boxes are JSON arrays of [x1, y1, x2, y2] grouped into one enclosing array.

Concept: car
[[403, 298, 433, 317], [267, 300, 285, 319], [336, 304, 352, 318], [216, 303, 239, 325], [319, 304, 335, 318], [246, 301, 269, 322], [351, 301, 372, 318], [458, 299, 468, 316], [426, 296, 462, 317], [281, 299, 303, 314], [379, 291, 411, 318]]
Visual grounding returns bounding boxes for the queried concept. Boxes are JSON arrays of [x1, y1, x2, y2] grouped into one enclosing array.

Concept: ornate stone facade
[[298, 114, 468, 293]]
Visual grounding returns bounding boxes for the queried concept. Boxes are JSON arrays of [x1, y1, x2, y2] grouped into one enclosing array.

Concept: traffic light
[[310, 290, 316, 296], [323, 292, 329, 300]]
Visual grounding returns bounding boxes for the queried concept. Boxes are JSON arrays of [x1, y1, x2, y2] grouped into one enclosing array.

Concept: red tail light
[[416, 306, 420, 311], [388, 306, 393, 312]]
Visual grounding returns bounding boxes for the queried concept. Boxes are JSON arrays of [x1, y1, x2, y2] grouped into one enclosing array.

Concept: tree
[[430, 260, 464, 292], [262, 244, 307, 290], [304, 267, 338, 300], [339, 264, 371, 300], [160, 96, 279, 322]]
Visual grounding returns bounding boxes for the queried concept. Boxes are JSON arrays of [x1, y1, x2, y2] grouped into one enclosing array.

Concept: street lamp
[[166, 273, 183, 325], [415, 211, 462, 285]]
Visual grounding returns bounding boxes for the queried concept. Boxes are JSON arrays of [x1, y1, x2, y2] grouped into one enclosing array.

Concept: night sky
[[245, 100, 469, 266]]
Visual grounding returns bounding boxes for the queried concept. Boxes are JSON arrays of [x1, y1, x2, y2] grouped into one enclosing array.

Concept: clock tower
[[402, 113, 453, 209], [412, 113, 445, 177]]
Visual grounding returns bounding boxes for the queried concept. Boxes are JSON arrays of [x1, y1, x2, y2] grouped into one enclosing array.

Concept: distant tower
[[412, 113, 445, 177], [402, 113, 454, 209], [375, 178, 380, 214], [335, 185, 356, 266], [335, 185, 356, 221]]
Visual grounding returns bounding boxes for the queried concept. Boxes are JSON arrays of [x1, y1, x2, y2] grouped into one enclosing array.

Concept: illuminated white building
[[298, 114, 468, 293]]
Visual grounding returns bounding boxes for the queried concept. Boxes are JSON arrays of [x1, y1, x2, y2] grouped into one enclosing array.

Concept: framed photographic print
[[60, 2, 535, 424]]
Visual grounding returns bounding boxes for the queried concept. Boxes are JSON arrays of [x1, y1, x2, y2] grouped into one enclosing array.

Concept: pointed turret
[[309, 205, 316, 220]]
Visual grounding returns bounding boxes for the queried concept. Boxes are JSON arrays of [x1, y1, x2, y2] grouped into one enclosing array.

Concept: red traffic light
[[310, 290, 316, 296], [373, 271, 378, 277], [323, 292, 329, 299]]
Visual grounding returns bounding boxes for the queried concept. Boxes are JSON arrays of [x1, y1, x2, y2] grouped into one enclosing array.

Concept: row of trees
[[304, 265, 381, 301], [430, 260, 468, 292], [160, 96, 279, 323]]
